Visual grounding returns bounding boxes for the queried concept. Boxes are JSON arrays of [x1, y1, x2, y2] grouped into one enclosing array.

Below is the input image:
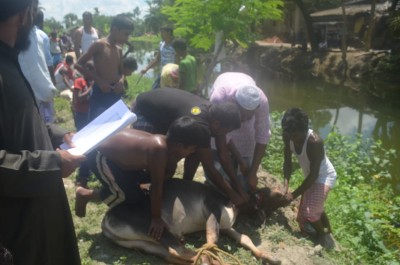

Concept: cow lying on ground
[[102, 178, 283, 265]]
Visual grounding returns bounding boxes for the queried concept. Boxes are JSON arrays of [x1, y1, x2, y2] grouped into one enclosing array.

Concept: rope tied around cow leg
[[194, 243, 243, 265]]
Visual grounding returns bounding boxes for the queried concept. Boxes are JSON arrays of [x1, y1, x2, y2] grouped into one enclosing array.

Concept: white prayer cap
[[235, 85, 261, 111]]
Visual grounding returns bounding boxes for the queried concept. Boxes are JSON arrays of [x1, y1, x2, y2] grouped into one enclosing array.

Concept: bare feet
[[75, 187, 92, 217]]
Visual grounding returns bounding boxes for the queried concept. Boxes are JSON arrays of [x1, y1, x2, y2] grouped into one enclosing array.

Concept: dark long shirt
[[0, 41, 81, 265]]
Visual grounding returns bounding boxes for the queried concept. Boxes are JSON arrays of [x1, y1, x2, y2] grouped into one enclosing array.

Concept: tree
[[63, 13, 78, 29], [144, 0, 173, 33], [163, 0, 283, 51], [44, 17, 63, 33], [364, 0, 377, 51], [162, 0, 283, 90]]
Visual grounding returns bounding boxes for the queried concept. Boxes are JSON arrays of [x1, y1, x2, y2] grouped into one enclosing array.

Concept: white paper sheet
[[60, 100, 137, 155]]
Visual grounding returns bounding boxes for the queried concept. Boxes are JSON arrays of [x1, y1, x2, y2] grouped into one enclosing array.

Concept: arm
[[291, 137, 324, 199], [227, 140, 248, 176], [215, 134, 248, 201], [246, 142, 267, 192], [141, 51, 160, 74], [148, 145, 168, 240], [73, 28, 82, 59], [282, 134, 292, 195], [43, 36, 56, 85], [197, 147, 245, 206]]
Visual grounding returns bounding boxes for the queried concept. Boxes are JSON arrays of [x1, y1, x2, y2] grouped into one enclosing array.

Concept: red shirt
[[73, 77, 90, 113]]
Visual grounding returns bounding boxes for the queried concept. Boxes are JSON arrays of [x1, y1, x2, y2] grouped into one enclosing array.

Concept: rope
[[194, 243, 243, 265]]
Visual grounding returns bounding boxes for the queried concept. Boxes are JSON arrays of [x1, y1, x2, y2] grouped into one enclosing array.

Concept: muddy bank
[[245, 43, 399, 96]]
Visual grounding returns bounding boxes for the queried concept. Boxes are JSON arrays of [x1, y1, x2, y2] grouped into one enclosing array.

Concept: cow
[[102, 178, 283, 265]]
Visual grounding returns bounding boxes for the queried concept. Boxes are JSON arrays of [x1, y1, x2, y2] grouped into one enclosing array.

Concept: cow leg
[[116, 239, 195, 265], [206, 213, 220, 244], [221, 228, 281, 265]]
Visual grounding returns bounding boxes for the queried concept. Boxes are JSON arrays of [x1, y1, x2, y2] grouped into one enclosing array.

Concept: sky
[[39, 0, 148, 21]]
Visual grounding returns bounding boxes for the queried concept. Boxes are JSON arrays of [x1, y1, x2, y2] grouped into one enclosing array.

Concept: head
[[160, 25, 173, 41], [172, 38, 187, 59], [209, 102, 241, 136], [83, 61, 95, 81], [235, 85, 261, 122], [50, 31, 57, 39], [34, 9, 43, 29], [281, 107, 309, 142], [65, 54, 74, 65], [253, 187, 286, 219], [110, 14, 134, 44], [122, 56, 138, 76], [0, 0, 39, 51], [82, 11, 93, 28], [166, 116, 210, 158]]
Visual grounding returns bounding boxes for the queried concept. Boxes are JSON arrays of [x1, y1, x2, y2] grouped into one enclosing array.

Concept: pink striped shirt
[[210, 72, 271, 157]]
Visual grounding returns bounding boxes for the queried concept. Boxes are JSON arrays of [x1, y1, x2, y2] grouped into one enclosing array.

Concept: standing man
[[18, 10, 57, 123], [0, 1, 86, 264], [172, 39, 197, 93], [141, 25, 175, 89], [74, 11, 99, 59], [209, 72, 271, 193]]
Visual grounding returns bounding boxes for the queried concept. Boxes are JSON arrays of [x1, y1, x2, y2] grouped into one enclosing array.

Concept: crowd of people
[[0, 1, 337, 264]]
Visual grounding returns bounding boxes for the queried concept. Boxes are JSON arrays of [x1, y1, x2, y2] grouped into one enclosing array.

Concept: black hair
[[172, 39, 187, 52], [209, 102, 241, 130], [123, 57, 138, 71], [34, 10, 44, 26], [82, 11, 93, 19], [281, 107, 309, 133], [111, 14, 134, 31], [65, 55, 74, 64], [167, 116, 210, 148], [0, 0, 33, 22], [160, 25, 173, 36]]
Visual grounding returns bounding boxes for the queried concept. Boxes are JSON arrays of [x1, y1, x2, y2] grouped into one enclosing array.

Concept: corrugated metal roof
[[311, 3, 389, 17]]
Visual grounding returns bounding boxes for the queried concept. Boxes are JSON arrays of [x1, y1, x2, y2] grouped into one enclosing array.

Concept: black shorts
[[91, 152, 151, 208]]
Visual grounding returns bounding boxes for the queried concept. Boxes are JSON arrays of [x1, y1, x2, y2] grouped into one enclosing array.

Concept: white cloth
[[18, 26, 56, 103], [289, 129, 337, 188], [54, 66, 73, 91], [81, 27, 99, 54]]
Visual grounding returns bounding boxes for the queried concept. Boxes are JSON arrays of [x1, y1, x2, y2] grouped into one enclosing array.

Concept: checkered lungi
[[297, 182, 330, 229]]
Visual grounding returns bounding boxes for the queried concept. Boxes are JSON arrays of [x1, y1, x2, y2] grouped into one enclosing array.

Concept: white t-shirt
[[290, 129, 337, 188], [18, 26, 56, 103]]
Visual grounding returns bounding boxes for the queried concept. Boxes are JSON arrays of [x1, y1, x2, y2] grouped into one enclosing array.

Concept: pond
[[131, 41, 400, 192]]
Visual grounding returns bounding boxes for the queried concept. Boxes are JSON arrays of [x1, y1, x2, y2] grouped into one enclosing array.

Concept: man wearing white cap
[[209, 72, 271, 193]]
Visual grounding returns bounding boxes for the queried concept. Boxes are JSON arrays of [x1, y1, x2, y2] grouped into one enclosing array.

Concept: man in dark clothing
[[133, 88, 248, 206], [0, 1, 85, 264]]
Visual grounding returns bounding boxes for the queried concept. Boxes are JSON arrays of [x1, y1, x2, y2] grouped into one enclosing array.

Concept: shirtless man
[[75, 117, 210, 240], [74, 11, 100, 58], [75, 14, 134, 121]]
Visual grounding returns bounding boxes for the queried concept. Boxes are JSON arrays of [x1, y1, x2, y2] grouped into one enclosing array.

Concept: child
[[172, 39, 197, 93], [75, 14, 134, 121], [281, 108, 337, 249], [122, 56, 138, 89], [73, 61, 95, 188], [75, 116, 209, 240]]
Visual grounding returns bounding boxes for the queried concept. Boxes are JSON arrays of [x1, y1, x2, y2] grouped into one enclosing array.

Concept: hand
[[140, 68, 147, 75], [239, 161, 249, 176], [229, 192, 246, 207], [57, 149, 86, 178], [112, 77, 125, 93], [283, 180, 289, 194], [148, 218, 167, 241], [283, 192, 294, 206], [98, 80, 114, 93]]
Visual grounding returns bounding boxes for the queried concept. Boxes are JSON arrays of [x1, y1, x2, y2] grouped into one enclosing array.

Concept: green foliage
[[162, 0, 284, 51], [263, 111, 400, 264], [44, 18, 64, 33], [123, 73, 156, 105]]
